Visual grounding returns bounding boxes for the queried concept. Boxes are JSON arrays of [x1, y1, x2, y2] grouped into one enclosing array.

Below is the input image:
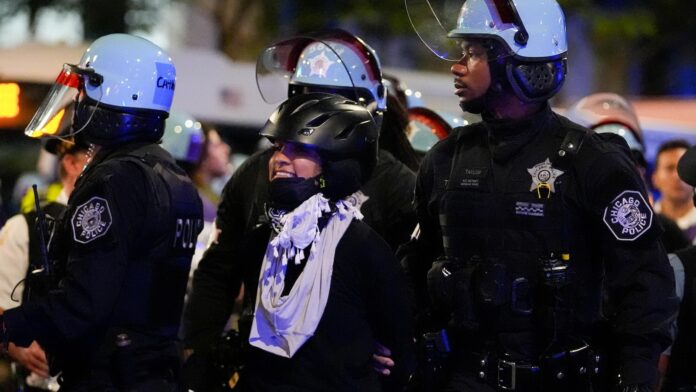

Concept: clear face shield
[[404, 0, 526, 61], [255, 30, 384, 112], [25, 63, 103, 142]]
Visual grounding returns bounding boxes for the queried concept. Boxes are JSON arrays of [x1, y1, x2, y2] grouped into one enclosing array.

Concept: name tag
[[451, 167, 488, 189]]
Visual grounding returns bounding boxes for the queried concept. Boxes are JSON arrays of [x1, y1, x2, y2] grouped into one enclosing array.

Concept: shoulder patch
[[71, 196, 113, 244], [603, 190, 653, 241]]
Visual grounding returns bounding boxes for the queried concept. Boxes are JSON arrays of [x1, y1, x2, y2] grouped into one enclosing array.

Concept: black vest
[[106, 149, 204, 337], [439, 115, 603, 355], [47, 145, 203, 339], [47, 144, 204, 380]]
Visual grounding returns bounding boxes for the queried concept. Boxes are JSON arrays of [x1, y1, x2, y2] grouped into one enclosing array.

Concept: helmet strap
[[73, 96, 167, 146]]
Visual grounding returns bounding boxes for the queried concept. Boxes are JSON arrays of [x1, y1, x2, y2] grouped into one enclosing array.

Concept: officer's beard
[[459, 81, 505, 116], [459, 95, 485, 114], [460, 58, 510, 116]]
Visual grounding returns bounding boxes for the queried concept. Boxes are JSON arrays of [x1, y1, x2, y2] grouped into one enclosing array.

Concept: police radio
[[18, 184, 57, 303], [31, 184, 52, 276]]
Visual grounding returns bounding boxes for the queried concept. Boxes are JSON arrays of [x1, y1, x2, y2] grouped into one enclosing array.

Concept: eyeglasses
[[456, 45, 489, 68]]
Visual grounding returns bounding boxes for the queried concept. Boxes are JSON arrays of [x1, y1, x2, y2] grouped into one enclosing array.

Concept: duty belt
[[467, 345, 601, 392], [469, 352, 540, 392]]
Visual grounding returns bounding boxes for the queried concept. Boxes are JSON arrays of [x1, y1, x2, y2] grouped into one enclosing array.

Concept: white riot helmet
[[161, 111, 205, 165], [566, 92, 644, 153], [256, 29, 386, 117], [406, 0, 568, 102], [25, 34, 176, 146]]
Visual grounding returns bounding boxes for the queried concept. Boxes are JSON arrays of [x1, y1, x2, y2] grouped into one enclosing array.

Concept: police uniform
[[2, 142, 203, 390], [413, 105, 678, 391]]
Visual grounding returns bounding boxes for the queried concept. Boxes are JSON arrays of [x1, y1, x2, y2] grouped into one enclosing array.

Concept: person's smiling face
[[268, 141, 322, 181]]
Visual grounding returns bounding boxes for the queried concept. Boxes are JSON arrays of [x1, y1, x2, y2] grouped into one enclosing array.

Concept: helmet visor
[[256, 30, 381, 107], [25, 63, 102, 139], [405, 0, 526, 61], [405, 0, 464, 61]]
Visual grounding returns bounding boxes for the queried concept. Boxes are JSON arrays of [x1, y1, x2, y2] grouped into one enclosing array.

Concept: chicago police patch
[[71, 197, 112, 244], [603, 190, 653, 241]]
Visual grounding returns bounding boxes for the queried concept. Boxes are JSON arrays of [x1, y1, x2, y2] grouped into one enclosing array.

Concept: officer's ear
[[61, 151, 88, 178]]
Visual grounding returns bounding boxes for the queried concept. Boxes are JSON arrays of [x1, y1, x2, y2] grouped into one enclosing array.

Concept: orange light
[[0, 83, 20, 118], [33, 108, 66, 137]]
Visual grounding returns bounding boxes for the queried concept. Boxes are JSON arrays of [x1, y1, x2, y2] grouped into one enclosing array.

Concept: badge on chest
[[527, 158, 564, 198]]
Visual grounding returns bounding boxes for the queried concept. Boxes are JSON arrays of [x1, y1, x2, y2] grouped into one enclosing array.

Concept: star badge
[[308, 50, 334, 78], [527, 158, 564, 193]]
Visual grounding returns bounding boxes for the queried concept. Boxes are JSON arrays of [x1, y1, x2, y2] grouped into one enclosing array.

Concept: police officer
[[0, 34, 203, 390], [181, 29, 417, 389], [566, 92, 689, 253], [403, 0, 678, 391]]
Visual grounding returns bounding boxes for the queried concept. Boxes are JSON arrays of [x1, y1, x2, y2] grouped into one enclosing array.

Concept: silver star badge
[[527, 158, 564, 193], [308, 50, 335, 78]]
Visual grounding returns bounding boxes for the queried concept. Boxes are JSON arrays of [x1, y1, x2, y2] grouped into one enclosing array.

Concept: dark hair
[[655, 139, 691, 167]]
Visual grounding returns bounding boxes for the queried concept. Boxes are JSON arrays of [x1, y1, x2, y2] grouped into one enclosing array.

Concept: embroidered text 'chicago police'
[[71, 197, 113, 244], [603, 190, 653, 241]]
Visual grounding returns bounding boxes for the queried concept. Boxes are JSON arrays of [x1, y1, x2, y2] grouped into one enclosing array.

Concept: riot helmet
[[260, 93, 379, 200], [161, 111, 205, 166], [565, 93, 644, 153], [256, 29, 386, 125], [566, 92, 648, 171], [408, 106, 461, 154], [26, 34, 176, 147], [406, 0, 567, 103]]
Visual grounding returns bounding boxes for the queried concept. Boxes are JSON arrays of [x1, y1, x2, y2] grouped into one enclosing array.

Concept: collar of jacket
[[480, 104, 554, 162]]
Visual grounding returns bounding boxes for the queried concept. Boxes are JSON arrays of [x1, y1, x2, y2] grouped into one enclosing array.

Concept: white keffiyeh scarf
[[249, 191, 367, 358]]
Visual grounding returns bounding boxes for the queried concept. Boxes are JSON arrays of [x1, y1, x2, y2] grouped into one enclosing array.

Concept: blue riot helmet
[[26, 34, 176, 146], [161, 111, 205, 166], [256, 29, 386, 128], [406, 0, 567, 103]]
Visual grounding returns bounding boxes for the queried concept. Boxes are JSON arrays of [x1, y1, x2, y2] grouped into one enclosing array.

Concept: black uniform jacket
[[410, 105, 678, 386], [3, 142, 202, 375]]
